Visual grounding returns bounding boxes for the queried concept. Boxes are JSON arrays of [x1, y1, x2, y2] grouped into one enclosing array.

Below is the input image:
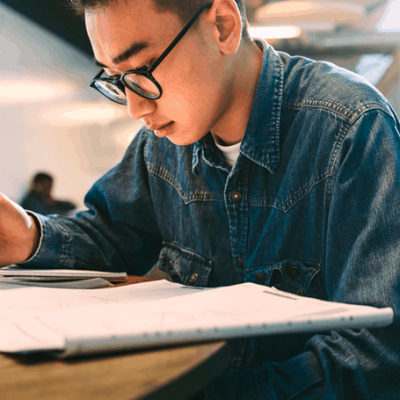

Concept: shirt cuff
[[19, 213, 73, 268], [20, 211, 43, 263]]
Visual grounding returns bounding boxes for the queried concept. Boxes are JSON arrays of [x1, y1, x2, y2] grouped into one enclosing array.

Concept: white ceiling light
[[256, 1, 366, 28], [40, 103, 127, 125], [249, 25, 302, 39]]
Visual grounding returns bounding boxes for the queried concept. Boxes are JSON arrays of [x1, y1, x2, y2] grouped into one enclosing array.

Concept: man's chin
[[164, 132, 207, 146]]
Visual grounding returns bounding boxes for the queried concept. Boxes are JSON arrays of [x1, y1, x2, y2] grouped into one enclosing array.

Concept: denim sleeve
[[204, 110, 400, 399], [21, 129, 162, 276]]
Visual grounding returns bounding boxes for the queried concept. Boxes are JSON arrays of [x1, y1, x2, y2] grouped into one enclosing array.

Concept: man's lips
[[148, 121, 173, 131]]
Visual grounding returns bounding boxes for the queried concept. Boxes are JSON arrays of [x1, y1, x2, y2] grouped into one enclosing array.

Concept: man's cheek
[[166, 96, 184, 113]]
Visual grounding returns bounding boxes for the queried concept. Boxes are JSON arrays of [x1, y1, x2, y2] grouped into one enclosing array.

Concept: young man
[[0, 0, 399, 398]]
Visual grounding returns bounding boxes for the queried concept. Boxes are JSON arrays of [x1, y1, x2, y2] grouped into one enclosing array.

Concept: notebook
[[0, 265, 128, 282]]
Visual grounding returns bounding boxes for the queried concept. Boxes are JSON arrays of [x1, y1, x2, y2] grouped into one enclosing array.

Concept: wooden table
[[0, 277, 232, 400]]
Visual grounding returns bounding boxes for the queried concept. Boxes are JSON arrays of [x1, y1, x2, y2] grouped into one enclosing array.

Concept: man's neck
[[211, 41, 263, 146]]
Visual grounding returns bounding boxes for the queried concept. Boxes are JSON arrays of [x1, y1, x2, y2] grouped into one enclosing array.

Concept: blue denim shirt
[[24, 39, 400, 399]]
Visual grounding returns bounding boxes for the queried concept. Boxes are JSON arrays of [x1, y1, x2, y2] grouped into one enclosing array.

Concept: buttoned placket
[[223, 157, 249, 281]]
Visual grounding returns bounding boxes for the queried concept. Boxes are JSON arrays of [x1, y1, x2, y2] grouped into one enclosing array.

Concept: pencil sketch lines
[[88, 295, 122, 305], [13, 322, 52, 345], [35, 316, 68, 336]]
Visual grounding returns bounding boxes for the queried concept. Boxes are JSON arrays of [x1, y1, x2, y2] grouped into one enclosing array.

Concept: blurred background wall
[[0, 2, 141, 210], [1, 0, 400, 211]]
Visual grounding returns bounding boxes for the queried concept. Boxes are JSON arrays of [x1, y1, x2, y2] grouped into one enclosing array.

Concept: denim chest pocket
[[158, 242, 213, 287], [248, 260, 323, 299]]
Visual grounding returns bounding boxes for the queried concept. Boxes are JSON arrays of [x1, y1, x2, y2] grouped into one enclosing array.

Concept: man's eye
[[104, 70, 121, 80], [136, 65, 150, 72], [136, 60, 154, 72]]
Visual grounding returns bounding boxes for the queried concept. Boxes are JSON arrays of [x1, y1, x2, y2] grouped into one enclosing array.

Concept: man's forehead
[[94, 40, 154, 68], [85, 1, 180, 68]]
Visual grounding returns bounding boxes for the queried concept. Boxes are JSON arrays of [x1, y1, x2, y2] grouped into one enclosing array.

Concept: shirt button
[[231, 191, 242, 202], [189, 273, 199, 284], [167, 261, 173, 270], [236, 258, 244, 268], [296, 290, 304, 296], [255, 273, 265, 283], [289, 266, 300, 278]]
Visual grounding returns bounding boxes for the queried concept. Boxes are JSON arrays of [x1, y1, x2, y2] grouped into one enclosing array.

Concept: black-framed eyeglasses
[[90, 2, 213, 105]]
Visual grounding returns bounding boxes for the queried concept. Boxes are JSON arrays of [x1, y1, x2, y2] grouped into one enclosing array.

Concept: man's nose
[[126, 89, 155, 120]]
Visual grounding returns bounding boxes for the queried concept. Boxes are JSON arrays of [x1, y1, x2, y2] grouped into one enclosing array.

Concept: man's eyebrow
[[94, 41, 152, 69], [115, 41, 152, 64]]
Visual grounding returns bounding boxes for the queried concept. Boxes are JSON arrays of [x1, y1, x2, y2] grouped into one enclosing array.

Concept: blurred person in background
[[20, 172, 76, 216], [0, 0, 400, 399]]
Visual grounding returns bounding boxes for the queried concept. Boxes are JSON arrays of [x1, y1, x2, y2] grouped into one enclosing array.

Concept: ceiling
[[0, 0, 93, 57], [1, 0, 399, 59]]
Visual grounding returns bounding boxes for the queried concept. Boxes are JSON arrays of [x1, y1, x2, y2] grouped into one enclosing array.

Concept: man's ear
[[209, 0, 242, 55]]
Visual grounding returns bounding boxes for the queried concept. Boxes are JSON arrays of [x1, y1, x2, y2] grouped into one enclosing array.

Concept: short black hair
[[68, 0, 250, 41]]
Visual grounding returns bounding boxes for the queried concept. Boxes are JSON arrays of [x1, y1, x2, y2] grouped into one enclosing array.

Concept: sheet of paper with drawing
[[0, 281, 393, 358]]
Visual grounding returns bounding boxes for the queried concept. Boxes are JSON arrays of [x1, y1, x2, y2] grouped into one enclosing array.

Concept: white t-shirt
[[211, 132, 241, 167]]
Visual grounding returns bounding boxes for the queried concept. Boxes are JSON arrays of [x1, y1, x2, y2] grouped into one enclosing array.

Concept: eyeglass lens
[[94, 80, 126, 104], [123, 74, 160, 99]]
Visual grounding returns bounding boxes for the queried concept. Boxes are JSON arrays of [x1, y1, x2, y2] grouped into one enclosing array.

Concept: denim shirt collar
[[193, 39, 284, 175]]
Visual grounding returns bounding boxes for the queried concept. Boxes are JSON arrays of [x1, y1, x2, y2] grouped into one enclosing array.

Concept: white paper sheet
[[0, 281, 393, 358], [0, 279, 208, 318]]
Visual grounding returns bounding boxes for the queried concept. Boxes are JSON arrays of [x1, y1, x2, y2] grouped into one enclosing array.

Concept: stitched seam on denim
[[248, 168, 334, 211], [271, 52, 284, 168], [326, 107, 388, 201], [143, 131, 149, 163], [283, 99, 391, 123], [282, 99, 354, 120], [321, 114, 361, 299], [147, 163, 224, 204], [281, 268, 321, 292], [240, 148, 277, 173], [162, 241, 213, 266], [161, 250, 212, 285], [348, 102, 396, 122], [49, 219, 74, 267], [247, 260, 321, 272], [262, 263, 321, 292], [326, 121, 350, 208]]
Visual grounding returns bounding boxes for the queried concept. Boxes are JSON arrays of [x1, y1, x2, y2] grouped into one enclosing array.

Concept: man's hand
[[0, 193, 40, 267]]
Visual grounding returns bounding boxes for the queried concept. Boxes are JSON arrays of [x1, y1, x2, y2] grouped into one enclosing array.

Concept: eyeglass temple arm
[[149, 2, 213, 73], [93, 68, 105, 79]]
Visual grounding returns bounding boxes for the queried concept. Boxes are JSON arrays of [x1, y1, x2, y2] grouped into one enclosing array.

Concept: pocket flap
[[159, 242, 213, 286], [280, 259, 321, 292], [248, 259, 322, 297]]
